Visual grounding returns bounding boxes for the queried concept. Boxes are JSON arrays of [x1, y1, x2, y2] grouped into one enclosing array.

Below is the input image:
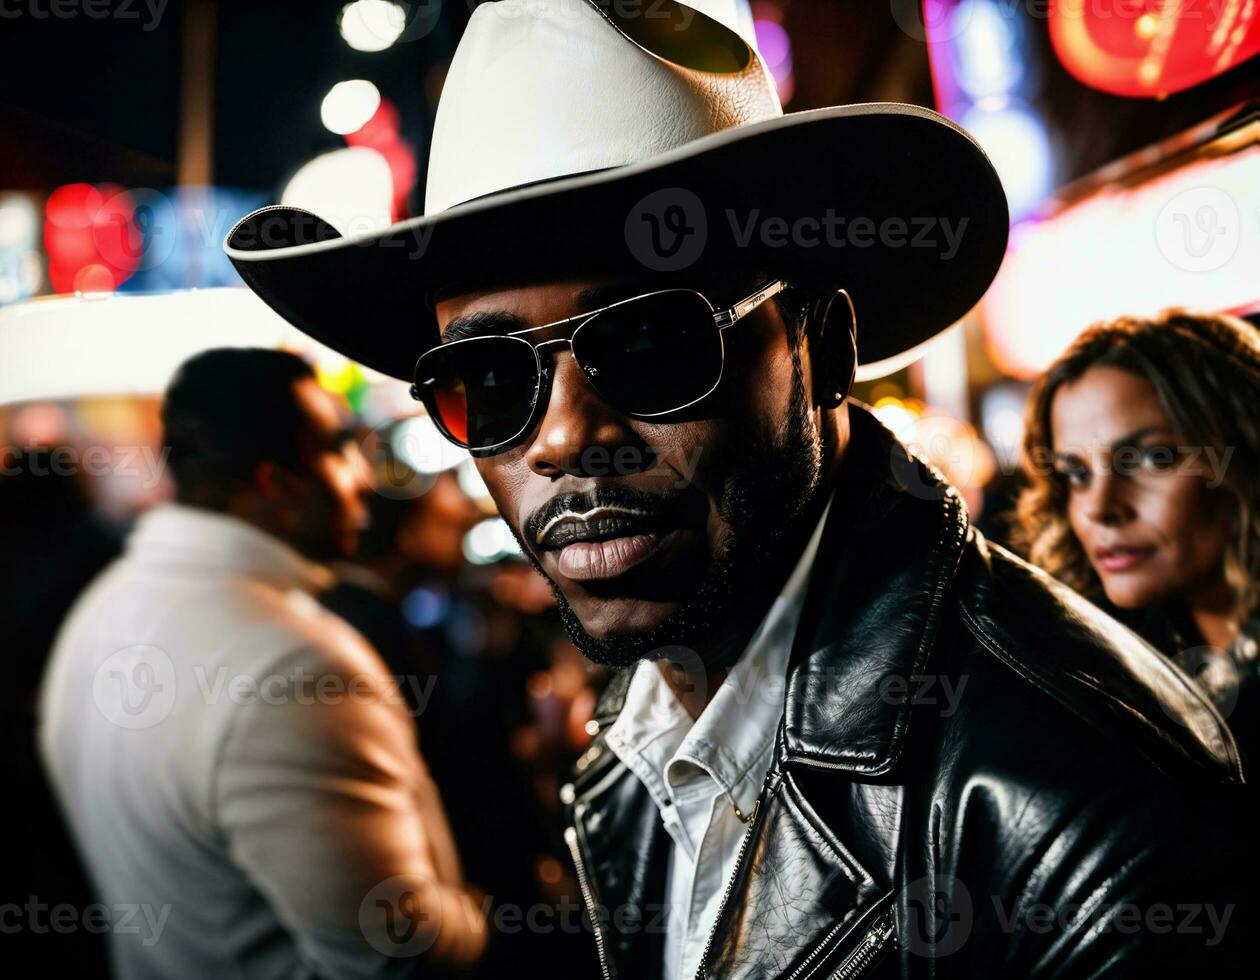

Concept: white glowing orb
[[339, 0, 407, 53], [391, 415, 468, 475], [463, 518, 521, 565], [281, 146, 393, 235], [320, 79, 381, 135]]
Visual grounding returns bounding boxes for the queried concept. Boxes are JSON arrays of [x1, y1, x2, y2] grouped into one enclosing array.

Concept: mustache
[[522, 486, 699, 551]]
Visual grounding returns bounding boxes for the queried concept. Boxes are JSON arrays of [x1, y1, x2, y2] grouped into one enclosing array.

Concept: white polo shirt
[[603, 493, 832, 980]]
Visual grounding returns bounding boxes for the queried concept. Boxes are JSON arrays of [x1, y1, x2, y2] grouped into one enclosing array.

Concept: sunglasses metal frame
[[411, 279, 790, 456]]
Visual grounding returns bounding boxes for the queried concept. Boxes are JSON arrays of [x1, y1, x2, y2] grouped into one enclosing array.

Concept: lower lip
[[555, 531, 668, 582], [1096, 548, 1156, 573]]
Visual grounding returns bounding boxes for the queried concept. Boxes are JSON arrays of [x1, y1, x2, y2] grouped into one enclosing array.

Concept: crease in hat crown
[[423, 0, 783, 214]]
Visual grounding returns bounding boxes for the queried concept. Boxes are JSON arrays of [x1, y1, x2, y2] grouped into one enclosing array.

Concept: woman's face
[[1049, 364, 1233, 610]]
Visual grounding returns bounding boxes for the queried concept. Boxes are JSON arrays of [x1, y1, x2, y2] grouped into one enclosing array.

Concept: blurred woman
[[1018, 309, 1260, 761]]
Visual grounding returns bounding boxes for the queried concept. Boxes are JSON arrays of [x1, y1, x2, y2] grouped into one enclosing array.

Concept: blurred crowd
[[2, 358, 605, 976]]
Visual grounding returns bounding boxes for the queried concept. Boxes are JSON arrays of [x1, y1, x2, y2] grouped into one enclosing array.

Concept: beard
[[537, 364, 824, 669]]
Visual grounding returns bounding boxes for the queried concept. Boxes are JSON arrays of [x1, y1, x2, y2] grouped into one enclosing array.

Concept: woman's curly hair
[[1015, 309, 1260, 614]]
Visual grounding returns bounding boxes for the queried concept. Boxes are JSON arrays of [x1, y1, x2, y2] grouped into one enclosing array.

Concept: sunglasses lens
[[573, 291, 722, 415], [416, 337, 538, 450]]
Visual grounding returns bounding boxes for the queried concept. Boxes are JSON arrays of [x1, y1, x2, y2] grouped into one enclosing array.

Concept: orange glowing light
[[1049, 0, 1260, 98]]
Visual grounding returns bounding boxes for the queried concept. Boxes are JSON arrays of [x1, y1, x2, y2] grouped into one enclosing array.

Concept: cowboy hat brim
[[225, 102, 1008, 382]]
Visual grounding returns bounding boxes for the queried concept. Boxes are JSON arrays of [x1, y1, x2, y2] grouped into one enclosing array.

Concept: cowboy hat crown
[[226, 0, 1008, 380]]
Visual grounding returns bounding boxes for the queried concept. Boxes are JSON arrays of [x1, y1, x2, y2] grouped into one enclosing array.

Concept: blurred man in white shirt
[[39, 348, 486, 979]]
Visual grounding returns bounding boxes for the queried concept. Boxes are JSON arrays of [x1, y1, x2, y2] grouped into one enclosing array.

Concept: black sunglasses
[[410, 279, 790, 456]]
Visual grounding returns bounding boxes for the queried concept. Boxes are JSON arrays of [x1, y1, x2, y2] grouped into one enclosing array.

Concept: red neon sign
[[1049, 0, 1259, 98]]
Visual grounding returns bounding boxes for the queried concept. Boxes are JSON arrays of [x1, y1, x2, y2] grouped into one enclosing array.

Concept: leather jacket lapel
[[567, 670, 671, 980], [783, 408, 969, 777], [701, 763, 894, 979]]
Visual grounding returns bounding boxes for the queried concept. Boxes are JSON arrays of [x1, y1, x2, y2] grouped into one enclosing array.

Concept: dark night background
[[1, 0, 1254, 208]]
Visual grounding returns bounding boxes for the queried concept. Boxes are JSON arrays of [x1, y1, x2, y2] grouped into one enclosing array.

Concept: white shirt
[[603, 493, 833, 980], [38, 503, 485, 980]]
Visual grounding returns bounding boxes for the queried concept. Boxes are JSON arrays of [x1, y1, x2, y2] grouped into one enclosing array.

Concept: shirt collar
[[606, 488, 834, 817], [128, 502, 334, 594]]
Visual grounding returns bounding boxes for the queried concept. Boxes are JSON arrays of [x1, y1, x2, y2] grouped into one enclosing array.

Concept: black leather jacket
[[562, 406, 1254, 979]]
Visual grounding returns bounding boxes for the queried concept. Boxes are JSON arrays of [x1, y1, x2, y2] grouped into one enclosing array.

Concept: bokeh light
[[960, 100, 1052, 220], [339, 0, 407, 52], [463, 518, 521, 565], [320, 79, 382, 135], [391, 414, 468, 475]]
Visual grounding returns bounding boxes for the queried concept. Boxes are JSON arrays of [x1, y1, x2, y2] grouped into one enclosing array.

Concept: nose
[[524, 352, 654, 479], [1082, 467, 1133, 527]]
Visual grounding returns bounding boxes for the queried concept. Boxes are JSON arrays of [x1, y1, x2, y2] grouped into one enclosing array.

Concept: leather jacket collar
[[780, 405, 967, 778]]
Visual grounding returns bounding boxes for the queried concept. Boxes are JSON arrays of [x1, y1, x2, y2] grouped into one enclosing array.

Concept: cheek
[[1150, 480, 1232, 569], [731, 340, 798, 418], [475, 455, 531, 526], [639, 421, 723, 489], [1065, 492, 1091, 542], [1139, 475, 1210, 545]]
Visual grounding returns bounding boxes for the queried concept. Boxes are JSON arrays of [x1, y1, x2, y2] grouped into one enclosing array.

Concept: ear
[[253, 460, 301, 503], [808, 288, 858, 409]]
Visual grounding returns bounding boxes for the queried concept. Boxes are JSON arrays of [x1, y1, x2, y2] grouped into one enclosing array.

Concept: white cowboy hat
[[225, 0, 1008, 381]]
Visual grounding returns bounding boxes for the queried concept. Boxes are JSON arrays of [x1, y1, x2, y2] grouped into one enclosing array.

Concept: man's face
[[287, 377, 373, 561], [435, 276, 825, 667]]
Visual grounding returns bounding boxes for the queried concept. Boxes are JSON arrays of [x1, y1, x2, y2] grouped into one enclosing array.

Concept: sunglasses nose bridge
[[535, 334, 608, 389], [533, 337, 571, 356]]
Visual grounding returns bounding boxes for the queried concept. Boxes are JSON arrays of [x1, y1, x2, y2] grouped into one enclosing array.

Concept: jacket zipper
[[694, 798, 761, 978], [830, 913, 895, 980], [564, 825, 613, 980]]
